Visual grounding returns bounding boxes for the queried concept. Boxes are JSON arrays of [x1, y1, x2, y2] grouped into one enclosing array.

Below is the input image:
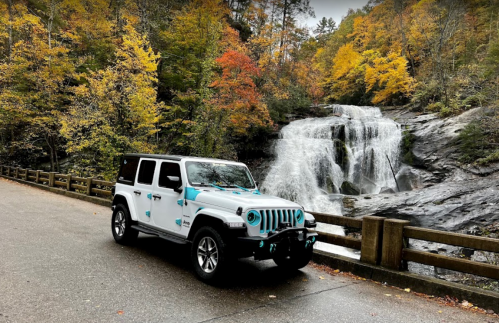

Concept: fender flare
[[194, 207, 244, 224], [113, 192, 138, 221]]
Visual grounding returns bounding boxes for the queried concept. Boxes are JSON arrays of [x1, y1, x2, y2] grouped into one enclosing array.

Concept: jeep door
[[133, 159, 157, 223], [150, 161, 184, 233]]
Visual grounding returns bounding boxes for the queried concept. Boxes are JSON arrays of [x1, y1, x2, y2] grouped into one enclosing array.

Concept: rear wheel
[[191, 226, 227, 282], [273, 247, 313, 270], [111, 204, 138, 245]]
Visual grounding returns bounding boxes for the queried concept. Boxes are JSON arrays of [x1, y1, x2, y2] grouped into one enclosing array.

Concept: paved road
[[0, 178, 497, 323]]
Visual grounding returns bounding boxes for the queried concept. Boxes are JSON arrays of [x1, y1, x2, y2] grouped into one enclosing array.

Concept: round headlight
[[247, 210, 261, 226], [295, 209, 304, 224]]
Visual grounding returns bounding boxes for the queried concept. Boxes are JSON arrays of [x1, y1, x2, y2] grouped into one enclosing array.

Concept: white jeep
[[111, 154, 318, 282]]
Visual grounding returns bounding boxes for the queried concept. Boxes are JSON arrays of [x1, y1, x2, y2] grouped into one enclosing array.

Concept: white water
[[261, 105, 402, 257]]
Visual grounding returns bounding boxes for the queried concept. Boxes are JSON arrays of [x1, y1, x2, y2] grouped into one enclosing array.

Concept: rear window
[[117, 157, 139, 185], [137, 160, 156, 185]]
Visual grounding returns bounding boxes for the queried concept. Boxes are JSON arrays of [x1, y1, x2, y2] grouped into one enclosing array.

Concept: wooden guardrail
[[308, 212, 499, 281], [0, 165, 114, 199]]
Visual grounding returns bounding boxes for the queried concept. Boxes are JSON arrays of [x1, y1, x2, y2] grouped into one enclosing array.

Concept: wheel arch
[[112, 192, 138, 221]]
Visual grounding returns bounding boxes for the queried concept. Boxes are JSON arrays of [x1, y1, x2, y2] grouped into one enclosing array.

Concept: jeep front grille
[[258, 209, 297, 234]]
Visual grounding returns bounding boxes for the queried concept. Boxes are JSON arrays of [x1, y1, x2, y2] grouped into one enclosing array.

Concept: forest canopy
[[1, 0, 498, 178]]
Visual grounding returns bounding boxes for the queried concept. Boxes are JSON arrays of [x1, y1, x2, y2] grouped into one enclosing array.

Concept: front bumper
[[237, 228, 318, 260]]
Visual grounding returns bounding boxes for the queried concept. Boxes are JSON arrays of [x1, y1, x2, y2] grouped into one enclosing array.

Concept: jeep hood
[[191, 189, 301, 211]]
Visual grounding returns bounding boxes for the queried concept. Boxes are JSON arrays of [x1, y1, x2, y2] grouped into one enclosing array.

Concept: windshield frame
[[185, 161, 257, 190]]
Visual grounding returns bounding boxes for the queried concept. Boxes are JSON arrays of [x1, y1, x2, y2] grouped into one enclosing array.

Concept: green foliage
[[401, 127, 415, 165], [457, 121, 490, 164]]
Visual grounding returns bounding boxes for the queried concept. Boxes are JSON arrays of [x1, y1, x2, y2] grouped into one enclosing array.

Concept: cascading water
[[261, 105, 402, 257]]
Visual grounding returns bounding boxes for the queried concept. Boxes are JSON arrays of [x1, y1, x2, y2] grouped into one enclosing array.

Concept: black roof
[[123, 153, 184, 161], [122, 153, 239, 163]]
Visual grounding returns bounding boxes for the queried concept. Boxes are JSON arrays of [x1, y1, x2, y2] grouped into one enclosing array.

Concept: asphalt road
[[0, 178, 497, 323]]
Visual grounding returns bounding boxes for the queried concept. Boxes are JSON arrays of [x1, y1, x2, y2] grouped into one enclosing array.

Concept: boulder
[[340, 181, 361, 196]]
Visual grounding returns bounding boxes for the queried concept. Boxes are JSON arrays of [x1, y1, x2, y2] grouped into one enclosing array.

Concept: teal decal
[[147, 193, 152, 200], [246, 210, 261, 226], [252, 190, 261, 195], [177, 199, 184, 206], [145, 211, 151, 217], [260, 210, 266, 234], [175, 218, 181, 226], [185, 187, 201, 201], [196, 207, 204, 213], [259, 241, 264, 248], [295, 209, 304, 224], [232, 191, 241, 195]]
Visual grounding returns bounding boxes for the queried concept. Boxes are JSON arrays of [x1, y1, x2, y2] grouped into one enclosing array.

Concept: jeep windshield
[[186, 161, 256, 189]]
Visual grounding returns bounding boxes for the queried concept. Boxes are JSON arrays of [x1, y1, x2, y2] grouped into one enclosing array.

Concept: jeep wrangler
[[111, 154, 318, 282]]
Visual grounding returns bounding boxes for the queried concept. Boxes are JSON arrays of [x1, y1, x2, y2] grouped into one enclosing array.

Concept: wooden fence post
[[67, 175, 73, 191], [381, 219, 410, 270], [86, 178, 93, 195], [0, 165, 3, 175], [15, 167, 19, 179], [6, 166, 10, 176], [35, 170, 40, 183], [24, 168, 30, 181], [360, 216, 386, 265], [48, 172, 57, 187]]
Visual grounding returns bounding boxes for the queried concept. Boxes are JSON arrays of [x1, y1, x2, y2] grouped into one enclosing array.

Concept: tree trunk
[[279, 0, 288, 63], [8, 0, 13, 63]]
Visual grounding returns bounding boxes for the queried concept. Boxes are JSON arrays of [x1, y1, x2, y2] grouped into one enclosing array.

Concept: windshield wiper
[[209, 183, 226, 191]]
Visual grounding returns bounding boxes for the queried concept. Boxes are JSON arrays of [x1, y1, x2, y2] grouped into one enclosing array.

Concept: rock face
[[350, 177, 499, 231]]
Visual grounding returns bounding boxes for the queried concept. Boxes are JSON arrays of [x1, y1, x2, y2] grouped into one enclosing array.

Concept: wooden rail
[[0, 165, 115, 200]]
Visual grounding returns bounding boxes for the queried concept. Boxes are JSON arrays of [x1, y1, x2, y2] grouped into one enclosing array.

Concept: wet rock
[[380, 187, 396, 194], [396, 166, 421, 191], [340, 181, 361, 196], [349, 177, 499, 231]]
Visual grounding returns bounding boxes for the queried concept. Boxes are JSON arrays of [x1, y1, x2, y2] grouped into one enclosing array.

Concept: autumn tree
[[62, 24, 161, 179]]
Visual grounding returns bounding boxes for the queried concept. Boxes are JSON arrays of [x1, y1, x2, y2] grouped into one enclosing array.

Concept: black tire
[[111, 204, 138, 245], [272, 247, 313, 270], [191, 226, 227, 282]]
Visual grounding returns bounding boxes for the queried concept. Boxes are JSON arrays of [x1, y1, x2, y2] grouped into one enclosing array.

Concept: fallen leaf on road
[[117, 311, 124, 315], [269, 295, 276, 298], [404, 288, 411, 292], [302, 279, 308, 282], [438, 311, 442, 314], [384, 294, 392, 297], [319, 276, 325, 280], [333, 269, 340, 273]]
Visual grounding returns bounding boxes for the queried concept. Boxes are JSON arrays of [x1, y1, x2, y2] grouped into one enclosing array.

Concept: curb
[[0, 175, 112, 208], [312, 249, 499, 313]]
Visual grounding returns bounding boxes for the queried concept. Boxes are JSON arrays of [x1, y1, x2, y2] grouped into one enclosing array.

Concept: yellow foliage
[[365, 51, 416, 104]]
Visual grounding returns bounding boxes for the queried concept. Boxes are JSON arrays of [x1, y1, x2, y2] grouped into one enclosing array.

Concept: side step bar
[[131, 225, 188, 245]]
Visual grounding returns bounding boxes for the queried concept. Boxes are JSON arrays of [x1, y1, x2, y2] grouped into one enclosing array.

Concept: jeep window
[[117, 157, 139, 185], [137, 160, 156, 185], [186, 161, 255, 189], [158, 162, 182, 189]]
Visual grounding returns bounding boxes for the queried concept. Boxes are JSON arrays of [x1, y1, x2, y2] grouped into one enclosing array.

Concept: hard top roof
[[123, 153, 243, 164]]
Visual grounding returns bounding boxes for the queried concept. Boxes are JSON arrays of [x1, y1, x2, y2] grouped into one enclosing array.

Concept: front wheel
[[191, 226, 227, 282], [111, 204, 138, 245], [273, 247, 313, 270]]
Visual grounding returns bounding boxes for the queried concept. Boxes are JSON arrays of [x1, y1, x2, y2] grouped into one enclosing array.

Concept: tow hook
[[270, 243, 277, 253]]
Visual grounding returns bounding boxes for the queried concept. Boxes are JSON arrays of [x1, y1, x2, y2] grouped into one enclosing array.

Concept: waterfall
[[261, 105, 402, 257]]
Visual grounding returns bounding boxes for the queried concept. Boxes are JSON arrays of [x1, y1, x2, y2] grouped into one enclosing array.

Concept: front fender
[[113, 192, 138, 221], [194, 207, 244, 225]]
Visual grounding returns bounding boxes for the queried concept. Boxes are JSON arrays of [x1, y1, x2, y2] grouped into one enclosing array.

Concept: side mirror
[[174, 186, 183, 194], [167, 176, 180, 182]]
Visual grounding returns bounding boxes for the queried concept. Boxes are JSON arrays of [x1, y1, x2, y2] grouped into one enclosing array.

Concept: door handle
[[134, 190, 141, 195], [153, 194, 161, 200]]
